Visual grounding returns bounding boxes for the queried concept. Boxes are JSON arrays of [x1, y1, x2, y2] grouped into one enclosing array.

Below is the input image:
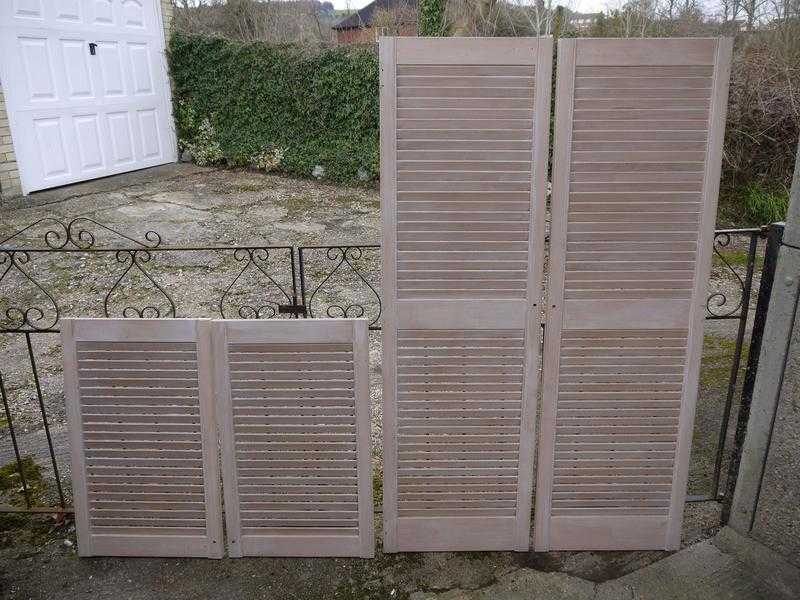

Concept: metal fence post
[[721, 222, 784, 524]]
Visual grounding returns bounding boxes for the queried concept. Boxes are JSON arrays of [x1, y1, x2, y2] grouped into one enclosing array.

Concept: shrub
[[168, 33, 379, 183]]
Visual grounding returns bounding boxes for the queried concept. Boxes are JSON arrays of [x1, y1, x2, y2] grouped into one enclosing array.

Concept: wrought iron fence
[[0, 218, 775, 514]]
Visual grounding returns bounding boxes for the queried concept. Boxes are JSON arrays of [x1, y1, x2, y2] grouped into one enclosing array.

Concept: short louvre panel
[[62, 319, 223, 558], [215, 319, 374, 558], [535, 38, 733, 551], [381, 37, 552, 551]]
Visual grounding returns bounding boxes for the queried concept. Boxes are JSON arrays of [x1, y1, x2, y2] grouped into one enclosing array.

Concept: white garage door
[[0, 0, 177, 194]]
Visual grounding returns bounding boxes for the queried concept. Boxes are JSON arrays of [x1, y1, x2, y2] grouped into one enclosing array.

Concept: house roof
[[333, 0, 417, 30]]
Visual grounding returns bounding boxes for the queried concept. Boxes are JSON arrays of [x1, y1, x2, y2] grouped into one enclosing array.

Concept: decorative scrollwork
[[0, 218, 69, 249], [0, 251, 60, 331], [706, 232, 748, 318], [302, 246, 381, 328], [104, 250, 176, 319], [65, 218, 162, 250], [1, 217, 162, 250], [219, 248, 294, 319]]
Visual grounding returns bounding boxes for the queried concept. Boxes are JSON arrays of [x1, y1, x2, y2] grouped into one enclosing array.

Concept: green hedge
[[168, 33, 379, 183]]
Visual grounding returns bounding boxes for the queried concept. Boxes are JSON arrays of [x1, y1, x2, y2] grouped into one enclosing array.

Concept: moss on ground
[[699, 334, 748, 391], [0, 457, 46, 502], [372, 470, 383, 510], [279, 194, 314, 219], [690, 333, 752, 494]]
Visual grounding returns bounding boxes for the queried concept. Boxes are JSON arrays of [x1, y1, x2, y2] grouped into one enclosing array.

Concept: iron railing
[[0, 218, 775, 514]]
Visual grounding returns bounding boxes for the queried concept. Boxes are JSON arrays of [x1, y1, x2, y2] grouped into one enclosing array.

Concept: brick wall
[[0, 0, 174, 200], [0, 85, 22, 199], [161, 0, 174, 39]]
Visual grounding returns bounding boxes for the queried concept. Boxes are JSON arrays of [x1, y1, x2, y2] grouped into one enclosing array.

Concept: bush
[[168, 33, 379, 183]]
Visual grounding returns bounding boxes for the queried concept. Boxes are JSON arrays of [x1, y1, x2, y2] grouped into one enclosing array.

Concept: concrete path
[[1, 528, 797, 600], [408, 529, 799, 600]]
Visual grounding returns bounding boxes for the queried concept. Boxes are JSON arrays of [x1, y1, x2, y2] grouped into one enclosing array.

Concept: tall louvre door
[[214, 320, 374, 557], [62, 319, 223, 558], [535, 38, 733, 551], [380, 37, 552, 551]]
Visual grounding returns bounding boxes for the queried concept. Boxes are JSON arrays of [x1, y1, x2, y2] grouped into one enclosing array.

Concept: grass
[[719, 182, 789, 226], [742, 183, 789, 224], [712, 247, 764, 271]]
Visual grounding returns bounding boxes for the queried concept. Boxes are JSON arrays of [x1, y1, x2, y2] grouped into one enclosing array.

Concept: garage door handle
[[89, 43, 97, 56]]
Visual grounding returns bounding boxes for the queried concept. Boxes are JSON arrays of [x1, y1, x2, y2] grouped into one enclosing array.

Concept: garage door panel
[[32, 116, 71, 179], [91, 0, 116, 26], [56, 0, 82, 22], [0, 0, 175, 194], [73, 114, 106, 173], [9, 0, 44, 20], [19, 36, 58, 102], [128, 41, 155, 95], [107, 110, 137, 165], [137, 108, 163, 159], [96, 41, 127, 97], [61, 37, 96, 99], [122, 0, 148, 29]]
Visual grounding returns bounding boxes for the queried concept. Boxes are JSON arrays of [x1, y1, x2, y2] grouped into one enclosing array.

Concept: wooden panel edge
[[213, 321, 242, 558], [534, 37, 576, 552], [196, 320, 224, 558], [666, 37, 733, 550], [379, 35, 400, 554], [61, 319, 94, 557], [353, 320, 376, 558]]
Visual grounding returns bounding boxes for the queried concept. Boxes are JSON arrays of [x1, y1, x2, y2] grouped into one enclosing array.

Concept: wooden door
[[62, 318, 223, 558], [535, 38, 733, 551], [214, 319, 374, 557], [380, 37, 552, 552]]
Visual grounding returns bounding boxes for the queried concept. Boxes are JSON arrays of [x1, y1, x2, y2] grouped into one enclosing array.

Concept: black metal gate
[[0, 218, 781, 516]]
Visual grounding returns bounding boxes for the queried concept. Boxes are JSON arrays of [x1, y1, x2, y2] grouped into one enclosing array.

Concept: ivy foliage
[[168, 33, 379, 182], [417, 0, 447, 36]]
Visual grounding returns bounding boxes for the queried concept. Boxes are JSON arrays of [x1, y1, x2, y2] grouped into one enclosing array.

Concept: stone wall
[[0, 0, 174, 200]]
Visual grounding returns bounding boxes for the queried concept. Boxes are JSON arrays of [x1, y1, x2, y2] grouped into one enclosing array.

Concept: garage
[[0, 0, 176, 196]]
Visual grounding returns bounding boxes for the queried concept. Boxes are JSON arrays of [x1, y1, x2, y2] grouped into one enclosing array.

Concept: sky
[[328, 0, 617, 13]]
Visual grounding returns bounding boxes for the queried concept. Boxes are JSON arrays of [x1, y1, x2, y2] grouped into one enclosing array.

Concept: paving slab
[[595, 532, 797, 600]]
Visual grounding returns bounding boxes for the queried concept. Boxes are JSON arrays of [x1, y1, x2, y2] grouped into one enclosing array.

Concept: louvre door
[[535, 38, 732, 551], [214, 319, 374, 557], [62, 319, 223, 558], [380, 37, 552, 551]]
